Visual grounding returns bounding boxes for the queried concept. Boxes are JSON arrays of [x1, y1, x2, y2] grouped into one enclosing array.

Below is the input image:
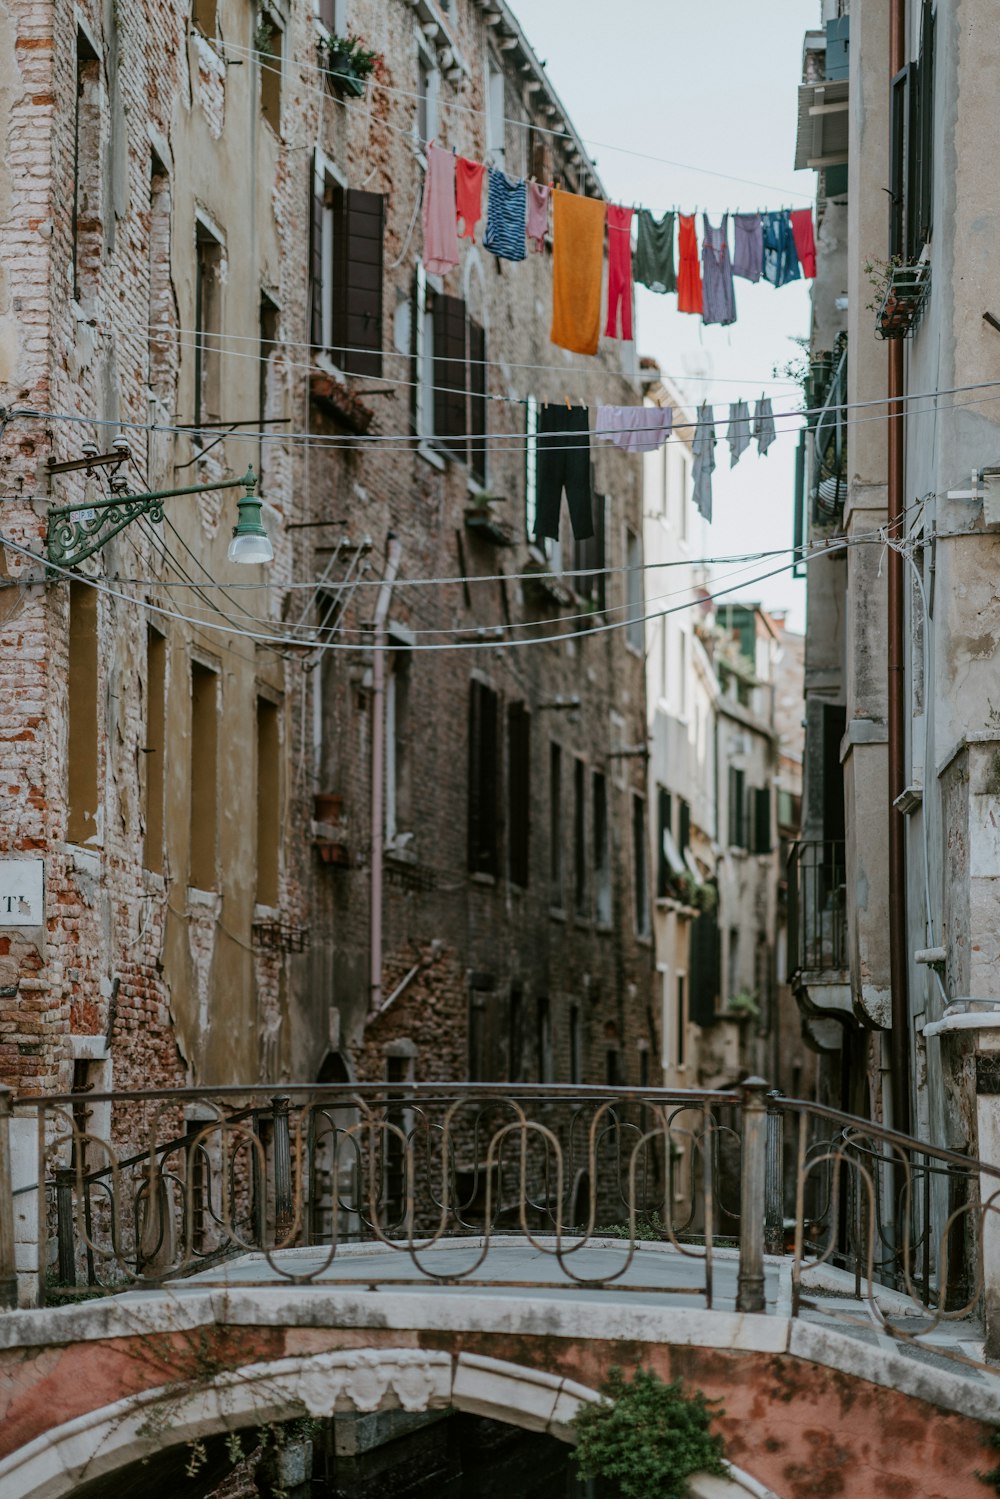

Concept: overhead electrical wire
[[0, 530, 857, 654]]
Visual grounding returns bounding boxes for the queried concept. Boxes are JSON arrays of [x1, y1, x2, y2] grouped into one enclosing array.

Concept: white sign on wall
[[0, 860, 44, 926]]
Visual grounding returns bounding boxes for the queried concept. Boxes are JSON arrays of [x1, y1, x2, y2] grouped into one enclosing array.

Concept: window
[[573, 758, 587, 916], [605, 1048, 621, 1088], [191, 0, 216, 37], [728, 767, 747, 849], [486, 53, 505, 167], [507, 702, 530, 887], [143, 626, 166, 873], [569, 1004, 582, 1085], [572, 494, 606, 610], [535, 994, 551, 1083], [728, 926, 741, 1001], [593, 770, 611, 924], [467, 679, 499, 875], [676, 974, 686, 1067], [258, 293, 279, 479], [260, 17, 282, 130], [508, 984, 523, 1081], [189, 661, 219, 890], [73, 31, 102, 304], [525, 394, 538, 538], [656, 787, 672, 898], [148, 156, 174, 401], [309, 156, 384, 376], [469, 983, 491, 1082], [416, 40, 439, 146], [751, 786, 772, 855], [625, 527, 643, 652], [679, 629, 690, 716], [386, 651, 410, 845], [890, 1, 935, 264], [194, 219, 224, 438], [414, 262, 434, 439], [549, 742, 563, 906], [632, 793, 649, 936], [316, 0, 345, 33], [256, 696, 280, 906], [67, 582, 99, 845], [678, 797, 691, 855], [433, 292, 487, 477], [689, 908, 721, 1026]]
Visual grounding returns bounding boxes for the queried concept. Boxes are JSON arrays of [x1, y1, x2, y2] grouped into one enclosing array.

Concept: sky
[[518, 0, 815, 631]]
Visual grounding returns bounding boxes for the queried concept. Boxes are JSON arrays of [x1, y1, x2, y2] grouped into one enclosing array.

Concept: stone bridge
[[0, 1240, 997, 1499]]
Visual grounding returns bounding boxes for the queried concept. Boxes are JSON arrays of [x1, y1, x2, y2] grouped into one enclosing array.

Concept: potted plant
[[726, 989, 761, 1021], [254, 8, 276, 56], [321, 32, 383, 97]]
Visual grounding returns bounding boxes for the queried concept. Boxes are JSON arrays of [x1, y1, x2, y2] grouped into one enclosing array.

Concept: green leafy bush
[[572, 1366, 726, 1499]]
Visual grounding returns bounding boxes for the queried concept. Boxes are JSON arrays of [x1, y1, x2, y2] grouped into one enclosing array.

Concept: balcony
[[787, 839, 850, 1028]]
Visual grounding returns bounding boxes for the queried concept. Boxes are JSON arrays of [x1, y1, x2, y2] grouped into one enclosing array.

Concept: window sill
[[187, 886, 222, 912], [624, 640, 645, 660], [549, 906, 567, 923], [469, 871, 496, 887], [634, 932, 653, 947], [60, 842, 103, 877], [595, 919, 613, 935], [417, 440, 447, 472]]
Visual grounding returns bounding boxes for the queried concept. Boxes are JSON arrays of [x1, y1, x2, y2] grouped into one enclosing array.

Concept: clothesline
[[421, 142, 814, 359]]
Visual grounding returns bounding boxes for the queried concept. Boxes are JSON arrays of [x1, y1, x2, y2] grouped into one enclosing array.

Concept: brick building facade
[[0, 0, 654, 1106]]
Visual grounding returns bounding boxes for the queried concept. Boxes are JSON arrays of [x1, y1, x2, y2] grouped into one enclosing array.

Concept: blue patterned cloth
[[762, 211, 801, 288], [484, 168, 526, 262]]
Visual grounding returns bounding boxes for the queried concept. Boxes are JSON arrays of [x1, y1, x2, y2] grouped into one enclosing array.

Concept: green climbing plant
[[571, 1366, 727, 1499]]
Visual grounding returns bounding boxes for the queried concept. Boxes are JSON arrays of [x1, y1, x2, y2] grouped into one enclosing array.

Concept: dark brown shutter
[[433, 293, 467, 450], [309, 154, 324, 348], [468, 318, 486, 483], [507, 702, 530, 887], [689, 908, 720, 1026], [332, 188, 384, 375], [656, 787, 671, 898], [753, 787, 772, 855], [468, 680, 499, 876]]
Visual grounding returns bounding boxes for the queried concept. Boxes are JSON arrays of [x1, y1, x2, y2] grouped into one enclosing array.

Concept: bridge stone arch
[[0, 1345, 776, 1499]]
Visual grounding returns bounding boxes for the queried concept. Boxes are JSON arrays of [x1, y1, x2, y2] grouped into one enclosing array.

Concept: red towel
[[790, 209, 817, 278]]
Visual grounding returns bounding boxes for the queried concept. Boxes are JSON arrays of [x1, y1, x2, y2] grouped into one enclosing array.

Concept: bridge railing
[[1, 1080, 998, 1374]]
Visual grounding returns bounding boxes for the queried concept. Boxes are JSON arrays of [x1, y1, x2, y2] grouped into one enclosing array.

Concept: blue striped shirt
[[484, 168, 526, 262]]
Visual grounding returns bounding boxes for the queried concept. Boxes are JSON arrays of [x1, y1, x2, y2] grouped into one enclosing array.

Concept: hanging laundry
[[605, 205, 634, 341], [421, 142, 459, 275], [753, 396, 777, 455], [676, 214, 703, 316], [595, 404, 672, 453], [692, 403, 716, 522], [727, 400, 752, 467], [456, 156, 486, 242], [790, 208, 817, 278], [484, 167, 527, 261], [526, 181, 551, 252], [732, 213, 763, 283], [550, 188, 606, 356], [762, 211, 801, 288], [534, 405, 594, 542], [634, 208, 676, 294], [701, 214, 736, 327]]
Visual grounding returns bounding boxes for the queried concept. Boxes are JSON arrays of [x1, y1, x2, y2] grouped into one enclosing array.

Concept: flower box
[[874, 263, 930, 341]]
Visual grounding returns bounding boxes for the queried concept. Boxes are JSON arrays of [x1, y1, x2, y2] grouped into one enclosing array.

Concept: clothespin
[[564, 395, 572, 411]]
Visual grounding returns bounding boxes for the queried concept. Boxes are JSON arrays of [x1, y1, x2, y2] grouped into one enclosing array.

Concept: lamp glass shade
[[228, 529, 274, 564]]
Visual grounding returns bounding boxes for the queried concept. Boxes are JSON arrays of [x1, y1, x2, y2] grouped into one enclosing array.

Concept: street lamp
[[44, 442, 272, 571]]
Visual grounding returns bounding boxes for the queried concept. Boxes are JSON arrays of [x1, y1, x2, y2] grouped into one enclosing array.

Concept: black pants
[[535, 405, 594, 542]]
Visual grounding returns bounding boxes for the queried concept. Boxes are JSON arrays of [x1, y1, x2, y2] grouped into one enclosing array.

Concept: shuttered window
[[572, 494, 606, 609], [656, 787, 672, 898], [430, 292, 488, 478], [468, 679, 499, 875], [469, 319, 487, 484], [507, 702, 530, 887], [728, 767, 747, 849], [308, 158, 384, 375], [752, 786, 772, 855], [889, 1, 935, 264], [689, 907, 721, 1026]]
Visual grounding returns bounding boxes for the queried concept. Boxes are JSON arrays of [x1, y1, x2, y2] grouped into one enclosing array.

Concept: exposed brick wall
[[0, 0, 654, 1123]]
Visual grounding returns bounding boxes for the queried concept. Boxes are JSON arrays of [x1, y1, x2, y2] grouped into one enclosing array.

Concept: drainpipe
[[887, 0, 911, 1137], [369, 534, 401, 1019]]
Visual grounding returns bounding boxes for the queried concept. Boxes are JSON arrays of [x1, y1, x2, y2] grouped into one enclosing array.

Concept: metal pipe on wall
[[887, 0, 912, 1137], [369, 534, 402, 1019]]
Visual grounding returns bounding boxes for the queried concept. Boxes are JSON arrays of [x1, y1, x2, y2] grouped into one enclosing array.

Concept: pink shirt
[[421, 143, 459, 275]]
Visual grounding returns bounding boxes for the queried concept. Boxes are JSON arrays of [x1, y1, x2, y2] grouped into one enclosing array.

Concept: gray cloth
[[753, 396, 777, 455], [727, 400, 752, 467], [595, 404, 673, 453], [692, 402, 717, 522], [732, 213, 763, 282], [701, 214, 736, 326], [633, 209, 676, 294]]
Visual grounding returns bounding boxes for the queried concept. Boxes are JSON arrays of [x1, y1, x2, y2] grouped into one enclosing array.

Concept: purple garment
[[732, 213, 763, 283], [595, 404, 673, 453], [701, 214, 736, 326]]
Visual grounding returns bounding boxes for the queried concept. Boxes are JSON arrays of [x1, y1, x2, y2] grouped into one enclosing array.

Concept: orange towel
[[550, 188, 607, 356]]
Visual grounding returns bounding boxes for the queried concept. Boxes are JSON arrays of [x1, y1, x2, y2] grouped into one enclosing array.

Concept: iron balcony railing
[[787, 838, 848, 976], [0, 1079, 996, 1378]]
